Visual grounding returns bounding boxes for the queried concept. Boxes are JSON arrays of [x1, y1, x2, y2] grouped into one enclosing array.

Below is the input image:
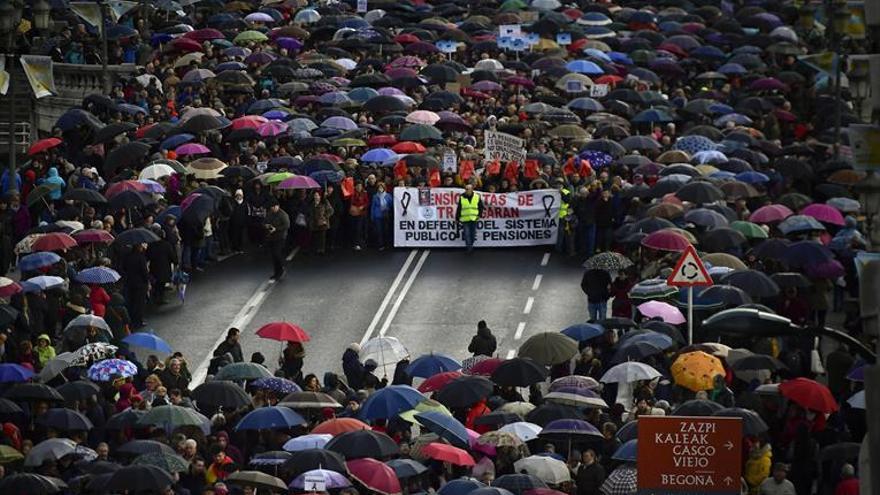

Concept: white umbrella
[[544, 391, 608, 409], [600, 362, 661, 384], [25, 438, 77, 466], [282, 433, 333, 452], [474, 59, 504, 71], [38, 352, 76, 382], [498, 422, 542, 442], [513, 455, 571, 484], [848, 390, 865, 409], [139, 163, 176, 181], [65, 314, 111, 333], [361, 336, 409, 380]]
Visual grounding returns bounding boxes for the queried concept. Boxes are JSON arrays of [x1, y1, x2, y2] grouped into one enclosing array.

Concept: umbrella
[[671, 351, 725, 392], [675, 181, 725, 203], [387, 458, 428, 479], [103, 465, 174, 493], [285, 449, 348, 478], [498, 422, 543, 442], [117, 440, 175, 456], [280, 391, 342, 409], [491, 358, 548, 387], [114, 228, 160, 246], [561, 323, 605, 342], [5, 382, 64, 402], [601, 362, 661, 383], [493, 474, 549, 495], [250, 377, 300, 395], [518, 332, 578, 365], [347, 458, 402, 495], [0, 474, 67, 494], [721, 270, 780, 298], [415, 411, 469, 448], [0, 363, 35, 383], [714, 407, 768, 435], [290, 469, 351, 490], [38, 408, 93, 431], [628, 278, 679, 301], [327, 430, 399, 459], [779, 377, 838, 413], [75, 267, 120, 284], [583, 252, 633, 271], [25, 438, 77, 466], [55, 381, 100, 402], [435, 375, 494, 408], [32, 233, 76, 252], [227, 471, 288, 492], [778, 215, 825, 235], [311, 417, 369, 436], [359, 385, 425, 420], [122, 332, 172, 354], [641, 230, 692, 252], [544, 388, 608, 409], [19, 251, 61, 271], [235, 406, 306, 431], [802, 203, 846, 226], [137, 404, 209, 431], [526, 404, 586, 426], [69, 341, 116, 364], [406, 353, 462, 378], [672, 399, 724, 416], [214, 362, 273, 381], [283, 434, 333, 452], [770, 272, 811, 289], [87, 359, 137, 381], [439, 479, 486, 495], [361, 336, 410, 379], [600, 465, 638, 495], [255, 322, 310, 342], [423, 443, 475, 466], [513, 456, 570, 484], [637, 301, 685, 324], [133, 452, 190, 473]]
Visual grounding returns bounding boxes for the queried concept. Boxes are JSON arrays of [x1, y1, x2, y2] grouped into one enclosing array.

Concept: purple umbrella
[[805, 260, 845, 279], [244, 52, 276, 65], [321, 116, 357, 131], [749, 204, 793, 223], [278, 176, 320, 190], [257, 121, 289, 137], [290, 469, 351, 490], [276, 37, 303, 51], [175, 143, 211, 156], [377, 87, 405, 96], [750, 77, 788, 92], [472, 80, 503, 92], [802, 204, 846, 226]]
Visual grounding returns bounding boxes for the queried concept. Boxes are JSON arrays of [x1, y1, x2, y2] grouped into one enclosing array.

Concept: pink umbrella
[[801, 204, 845, 226], [278, 176, 320, 190], [377, 87, 405, 96], [749, 204, 793, 223], [637, 301, 686, 324], [405, 110, 440, 125], [346, 459, 401, 495], [641, 230, 692, 252], [257, 121, 289, 137], [180, 193, 202, 212], [385, 67, 418, 79], [175, 143, 211, 156], [387, 55, 425, 69]]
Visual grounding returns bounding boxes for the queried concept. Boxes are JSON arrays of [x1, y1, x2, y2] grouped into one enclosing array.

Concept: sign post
[[667, 245, 712, 345], [638, 416, 742, 495]]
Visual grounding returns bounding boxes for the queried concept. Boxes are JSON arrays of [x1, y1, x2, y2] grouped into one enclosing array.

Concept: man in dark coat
[[122, 243, 150, 328], [576, 449, 606, 495], [342, 343, 365, 390], [468, 320, 497, 356], [214, 328, 244, 364], [146, 225, 177, 305], [263, 197, 290, 280], [581, 268, 612, 322]]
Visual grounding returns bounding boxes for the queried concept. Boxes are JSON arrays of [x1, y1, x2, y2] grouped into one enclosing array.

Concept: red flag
[[562, 156, 576, 176], [429, 169, 441, 187], [524, 159, 539, 179], [460, 160, 474, 181], [486, 160, 501, 175], [578, 159, 593, 177], [341, 176, 354, 198], [393, 160, 408, 180], [504, 161, 520, 182]]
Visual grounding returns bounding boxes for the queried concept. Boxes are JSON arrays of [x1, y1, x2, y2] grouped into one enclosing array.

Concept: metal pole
[[828, 0, 843, 159], [7, 59, 14, 193], [687, 286, 693, 345], [101, 1, 109, 94]]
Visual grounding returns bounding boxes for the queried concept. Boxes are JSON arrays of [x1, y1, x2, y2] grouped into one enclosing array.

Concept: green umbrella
[[266, 172, 295, 185], [26, 184, 60, 208], [234, 30, 268, 45], [730, 221, 769, 239], [0, 444, 23, 464], [133, 452, 190, 473], [518, 332, 578, 366], [500, 0, 527, 10], [136, 405, 209, 430], [399, 124, 443, 142], [214, 362, 273, 381]]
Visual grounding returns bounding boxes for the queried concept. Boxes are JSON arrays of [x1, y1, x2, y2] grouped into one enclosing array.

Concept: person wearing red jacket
[[348, 182, 369, 250], [465, 398, 492, 434]]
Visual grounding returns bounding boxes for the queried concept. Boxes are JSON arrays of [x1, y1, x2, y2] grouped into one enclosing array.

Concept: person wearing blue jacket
[[42, 167, 66, 201], [370, 183, 392, 250]]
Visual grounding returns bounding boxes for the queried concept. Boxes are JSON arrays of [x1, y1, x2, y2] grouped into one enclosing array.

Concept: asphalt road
[[147, 246, 586, 385]]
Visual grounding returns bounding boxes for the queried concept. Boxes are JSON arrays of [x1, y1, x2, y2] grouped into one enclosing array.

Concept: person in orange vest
[[465, 398, 492, 434]]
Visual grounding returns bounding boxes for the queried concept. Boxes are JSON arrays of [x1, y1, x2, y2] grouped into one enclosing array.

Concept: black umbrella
[[38, 408, 93, 431], [0, 473, 67, 494], [493, 474, 548, 495], [731, 354, 787, 372], [639, 320, 686, 344], [109, 190, 155, 210], [105, 409, 147, 430], [63, 188, 107, 204], [713, 407, 768, 436], [114, 228, 160, 246], [721, 270, 780, 298], [4, 383, 64, 402], [402, 154, 440, 168], [700, 228, 747, 253], [612, 341, 665, 363], [191, 381, 252, 409], [285, 449, 347, 478], [770, 272, 811, 289], [387, 458, 428, 478], [181, 194, 217, 224], [675, 181, 725, 203], [56, 381, 101, 402], [525, 403, 585, 426], [597, 317, 636, 329], [434, 375, 494, 408], [117, 440, 176, 456], [0, 397, 23, 416], [105, 142, 152, 174], [178, 114, 230, 134], [672, 399, 724, 416], [92, 122, 138, 145], [491, 358, 548, 387], [220, 166, 257, 180], [0, 304, 19, 328], [325, 430, 399, 459], [103, 465, 174, 493], [363, 95, 408, 113], [473, 411, 523, 426], [699, 285, 753, 306]]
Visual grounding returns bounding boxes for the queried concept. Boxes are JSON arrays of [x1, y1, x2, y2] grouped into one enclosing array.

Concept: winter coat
[[43, 167, 66, 200], [122, 250, 150, 289], [342, 348, 365, 390], [745, 444, 772, 495], [370, 192, 392, 221], [308, 199, 334, 231], [581, 269, 612, 301], [89, 285, 111, 317], [147, 239, 178, 284], [468, 325, 497, 356], [576, 462, 606, 495]]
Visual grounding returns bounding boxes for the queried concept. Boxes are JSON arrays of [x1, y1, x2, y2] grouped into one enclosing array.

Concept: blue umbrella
[[438, 478, 486, 495], [632, 108, 674, 124], [847, 364, 864, 382], [122, 332, 173, 354], [565, 60, 604, 75], [778, 215, 825, 235], [0, 363, 35, 383], [406, 353, 462, 378], [24, 276, 65, 291], [607, 51, 633, 65], [566, 97, 604, 112], [709, 102, 735, 115], [672, 135, 716, 154], [359, 385, 425, 420], [612, 439, 637, 461], [361, 148, 398, 163], [75, 267, 121, 285], [160, 134, 195, 151], [578, 150, 613, 168], [309, 170, 344, 186], [251, 377, 301, 394], [561, 323, 605, 341], [216, 61, 247, 72], [348, 87, 379, 103], [235, 406, 306, 431], [157, 206, 181, 224], [414, 411, 469, 448], [263, 110, 290, 121], [718, 63, 747, 75], [19, 251, 61, 271], [619, 331, 673, 350], [684, 208, 729, 229]]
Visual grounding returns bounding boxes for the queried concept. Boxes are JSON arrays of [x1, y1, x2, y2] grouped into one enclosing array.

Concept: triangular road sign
[[667, 245, 713, 287]]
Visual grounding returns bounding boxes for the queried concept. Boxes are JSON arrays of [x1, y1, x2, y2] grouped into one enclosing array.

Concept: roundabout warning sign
[[637, 416, 742, 495]]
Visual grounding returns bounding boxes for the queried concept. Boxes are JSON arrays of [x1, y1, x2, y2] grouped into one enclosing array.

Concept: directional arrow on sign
[[724, 477, 734, 486], [724, 441, 734, 450]]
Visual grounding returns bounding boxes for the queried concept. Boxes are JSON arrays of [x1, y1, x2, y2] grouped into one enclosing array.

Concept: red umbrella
[[779, 377, 838, 413], [422, 443, 475, 466], [640, 230, 692, 252], [467, 358, 505, 376], [183, 28, 225, 42], [312, 418, 370, 436], [369, 135, 398, 146], [346, 458, 402, 495], [72, 229, 115, 244], [27, 138, 62, 156], [33, 233, 77, 252], [0, 277, 21, 297], [418, 371, 463, 393], [136, 124, 155, 139], [105, 180, 148, 199], [231, 115, 268, 130], [168, 37, 204, 53], [392, 141, 426, 154], [256, 322, 311, 342]]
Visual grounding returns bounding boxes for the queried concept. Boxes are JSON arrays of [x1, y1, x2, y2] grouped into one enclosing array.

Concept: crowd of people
[[0, 0, 873, 494]]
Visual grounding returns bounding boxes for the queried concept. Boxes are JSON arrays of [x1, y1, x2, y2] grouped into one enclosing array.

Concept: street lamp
[[0, 0, 22, 193], [848, 56, 872, 119], [32, 0, 51, 31]]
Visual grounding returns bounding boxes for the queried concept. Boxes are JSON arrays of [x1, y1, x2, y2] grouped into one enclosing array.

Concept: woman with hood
[[41, 167, 66, 201], [744, 439, 772, 495], [34, 334, 55, 370], [468, 321, 497, 357], [342, 343, 365, 390]]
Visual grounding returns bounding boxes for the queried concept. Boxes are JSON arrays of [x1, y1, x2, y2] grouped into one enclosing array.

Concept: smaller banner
[[393, 187, 560, 248], [69, 2, 103, 31], [484, 130, 526, 163], [0, 56, 9, 96], [19, 55, 55, 99]]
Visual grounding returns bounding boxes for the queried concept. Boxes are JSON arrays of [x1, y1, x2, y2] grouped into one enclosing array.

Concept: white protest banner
[[589, 84, 609, 98], [393, 187, 560, 248], [499, 24, 522, 38], [19, 55, 55, 99], [442, 152, 457, 173], [484, 130, 526, 163], [303, 474, 326, 492]]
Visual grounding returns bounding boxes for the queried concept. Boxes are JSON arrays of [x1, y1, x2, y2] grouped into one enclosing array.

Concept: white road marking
[[506, 349, 516, 359], [190, 247, 299, 386], [531, 274, 543, 291], [359, 249, 419, 346], [541, 252, 551, 266], [379, 250, 430, 337], [514, 321, 526, 340], [523, 296, 534, 315]]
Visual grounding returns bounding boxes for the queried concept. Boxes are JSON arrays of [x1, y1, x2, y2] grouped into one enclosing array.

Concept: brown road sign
[[638, 415, 742, 495]]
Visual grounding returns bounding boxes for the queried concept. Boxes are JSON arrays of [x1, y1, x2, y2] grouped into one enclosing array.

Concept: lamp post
[[848, 56, 871, 120], [828, 0, 851, 160]]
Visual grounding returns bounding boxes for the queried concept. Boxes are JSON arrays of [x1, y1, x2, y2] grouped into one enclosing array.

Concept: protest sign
[[484, 131, 526, 163]]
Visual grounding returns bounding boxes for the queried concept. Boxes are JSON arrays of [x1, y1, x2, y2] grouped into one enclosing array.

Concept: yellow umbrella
[[671, 351, 725, 392], [0, 445, 23, 464], [533, 38, 560, 51], [695, 164, 719, 176], [399, 399, 451, 423], [703, 252, 748, 270]]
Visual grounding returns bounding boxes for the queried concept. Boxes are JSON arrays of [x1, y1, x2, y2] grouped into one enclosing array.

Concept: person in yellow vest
[[456, 184, 484, 252], [554, 178, 573, 255]]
